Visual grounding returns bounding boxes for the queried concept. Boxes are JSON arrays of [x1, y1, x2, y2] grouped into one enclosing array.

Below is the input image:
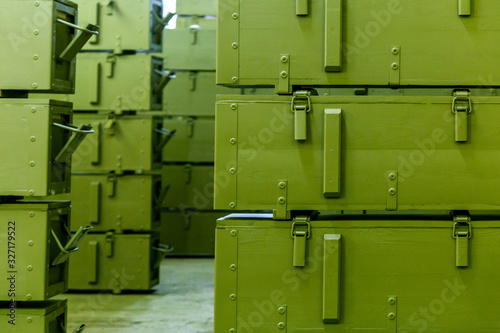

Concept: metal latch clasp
[[452, 212, 471, 268], [452, 91, 472, 142], [291, 91, 313, 141], [291, 218, 311, 267]]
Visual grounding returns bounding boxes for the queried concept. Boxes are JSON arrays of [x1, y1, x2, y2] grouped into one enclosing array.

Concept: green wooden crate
[[0, 99, 85, 197], [215, 213, 500, 332], [0, 202, 72, 301], [0, 299, 67, 332], [163, 28, 216, 70], [78, 0, 163, 52], [163, 71, 274, 116], [160, 164, 215, 211], [161, 210, 227, 256], [68, 232, 162, 293], [215, 92, 500, 215], [56, 174, 161, 233], [163, 117, 215, 163], [217, 0, 500, 90], [71, 113, 164, 173]]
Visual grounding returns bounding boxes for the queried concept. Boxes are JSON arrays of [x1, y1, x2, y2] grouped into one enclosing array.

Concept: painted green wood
[[163, 28, 216, 70], [35, 53, 165, 112], [163, 117, 215, 163], [217, 0, 500, 87], [163, 72, 274, 116], [176, 0, 217, 16], [71, 113, 163, 173], [161, 210, 225, 256], [68, 232, 161, 293], [0, 0, 78, 93], [0, 299, 67, 332], [215, 214, 500, 331], [78, 0, 163, 52], [215, 94, 500, 212], [0, 99, 74, 196], [0, 202, 71, 301], [159, 164, 215, 210], [55, 174, 161, 232]]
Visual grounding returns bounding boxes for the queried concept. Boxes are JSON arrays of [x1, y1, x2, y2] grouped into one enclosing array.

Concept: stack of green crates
[[51, 0, 172, 293], [213, 0, 500, 332], [160, 0, 274, 256], [0, 0, 96, 331]]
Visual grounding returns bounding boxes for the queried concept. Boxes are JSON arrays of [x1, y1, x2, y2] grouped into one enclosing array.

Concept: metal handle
[[51, 225, 93, 266], [53, 123, 94, 163], [154, 185, 170, 205], [153, 11, 176, 33], [155, 128, 176, 152], [153, 244, 174, 253], [324, 0, 343, 72], [57, 19, 99, 61], [57, 19, 99, 35], [154, 69, 173, 94]]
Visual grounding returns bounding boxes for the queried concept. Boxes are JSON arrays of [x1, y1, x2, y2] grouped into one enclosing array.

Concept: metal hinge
[[105, 231, 115, 258], [106, 172, 117, 197], [452, 211, 471, 268], [452, 90, 472, 142], [291, 90, 313, 141], [104, 114, 117, 136], [105, 54, 116, 78], [291, 216, 311, 267]]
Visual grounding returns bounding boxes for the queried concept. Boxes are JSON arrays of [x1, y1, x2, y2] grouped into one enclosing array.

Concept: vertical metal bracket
[[187, 118, 195, 138], [189, 71, 197, 91], [386, 171, 398, 211], [105, 232, 115, 258], [458, 0, 471, 16], [273, 180, 290, 220], [291, 91, 313, 141], [452, 90, 472, 142], [387, 296, 397, 333], [296, 0, 308, 15], [106, 173, 117, 197], [88, 240, 98, 284], [105, 54, 116, 78], [453, 212, 472, 268], [323, 234, 341, 323], [104, 114, 117, 136], [324, 109, 342, 198], [90, 181, 101, 224], [390, 46, 401, 87], [291, 217, 311, 267], [190, 25, 200, 45], [278, 54, 291, 94], [276, 305, 287, 332], [184, 164, 192, 184]]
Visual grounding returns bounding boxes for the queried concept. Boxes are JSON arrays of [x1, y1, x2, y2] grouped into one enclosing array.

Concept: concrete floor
[[60, 258, 214, 333]]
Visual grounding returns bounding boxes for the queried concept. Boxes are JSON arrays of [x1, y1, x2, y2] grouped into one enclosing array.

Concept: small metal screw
[[278, 307, 286, 314], [278, 197, 286, 204], [229, 329, 236, 333], [389, 173, 396, 180], [230, 168, 236, 174], [391, 63, 399, 70], [230, 230, 237, 236], [28, 190, 34, 196], [27, 265, 33, 271], [30, 161, 35, 167], [280, 71, 288, 78], [232, 13, 239, 19], [29, 211, 35, 217], [388, 188, 396, 195], [230, 264, 236, 271], [27, 316, 33, 322], [388, 297, 396, 305], [232, 76, 239, 83], [32, 83, 38, 89], [31, 107, 36, 113], [30, 136, 36, 142], [279, 182, 286, 189], [388, 312, 396, 320], [392, 47, 399, 55], [34, 1, 40, 6], [490, 88, 496, 93], [278, 322, 285, 330], [230, 138, 237, 144], [231, 103, 238, 110], [28, 240, 34, 246], [34, 29, 39, 35], [230, 294, 237, 301], [229, 202, 236, 209], [281, 56, 288, 63], [33, 54, 39, 60], [232, 42, 238, 49]]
